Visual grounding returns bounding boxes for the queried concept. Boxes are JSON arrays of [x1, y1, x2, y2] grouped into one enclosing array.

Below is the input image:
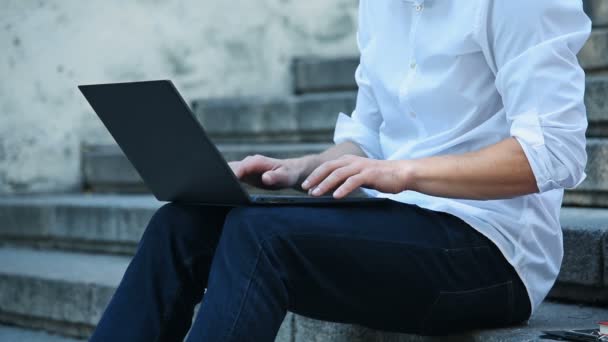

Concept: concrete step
[[579, 28, 608, 71], [0, 194, 161, 255], [0, 247, 129, 338], [82, 143, 330, 192], [551, 207, 608, 303], [563, 138, 608, 207], [293, 57, 359, 94], [293, 302, 608, 342], [0, 325, 83, 342], [192, 92, 355, 143], [586, 0, 608, 27], [0, 246, 606, 341], [585, 75, 608, 137], [0, 194, 606, 302], [583, 0, 608, 27]]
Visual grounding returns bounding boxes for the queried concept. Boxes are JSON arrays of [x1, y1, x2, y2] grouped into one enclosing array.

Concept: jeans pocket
[[421, 281, 514, 335]]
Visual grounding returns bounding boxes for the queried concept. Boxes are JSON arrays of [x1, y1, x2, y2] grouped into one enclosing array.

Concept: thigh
[[143, 202, 232, 253], [225, 201, 528, 335], [140, 203, 234, 285]]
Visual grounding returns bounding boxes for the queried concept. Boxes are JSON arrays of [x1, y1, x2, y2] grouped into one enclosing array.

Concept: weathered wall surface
[[0, 0, 358, 194]]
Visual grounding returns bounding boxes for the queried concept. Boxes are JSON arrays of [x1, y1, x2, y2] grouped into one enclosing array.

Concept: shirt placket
[[399, 0, 424, 120]]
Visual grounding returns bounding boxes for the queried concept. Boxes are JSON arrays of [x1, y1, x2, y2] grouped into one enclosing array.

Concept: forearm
[[408, 137, 539, 200]]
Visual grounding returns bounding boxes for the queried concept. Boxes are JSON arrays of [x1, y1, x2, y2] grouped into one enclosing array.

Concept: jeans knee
[[219, 207, 292, 296], [141, 202, 201, 247], [221, 207, 278, 251]]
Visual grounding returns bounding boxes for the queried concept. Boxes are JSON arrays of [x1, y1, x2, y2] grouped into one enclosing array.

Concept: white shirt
[[334, 0, 591, 314]]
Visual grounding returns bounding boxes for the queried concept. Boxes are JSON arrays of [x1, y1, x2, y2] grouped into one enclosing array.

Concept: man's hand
[[229, 155, 316, 190], [301, 155, 414, 199], [228, 142, 374, 193]]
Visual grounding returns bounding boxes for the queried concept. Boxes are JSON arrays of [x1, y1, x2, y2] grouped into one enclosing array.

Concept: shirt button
[[410, 111, 417, 118], [410, 61, 417, 69], [415, 4, 423, 11]]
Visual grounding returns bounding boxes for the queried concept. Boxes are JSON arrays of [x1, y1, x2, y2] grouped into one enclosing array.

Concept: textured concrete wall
[[0, 0, 358, 194]]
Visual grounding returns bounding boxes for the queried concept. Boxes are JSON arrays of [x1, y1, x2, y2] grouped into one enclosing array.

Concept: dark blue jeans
[[90, 200, 530, 341]]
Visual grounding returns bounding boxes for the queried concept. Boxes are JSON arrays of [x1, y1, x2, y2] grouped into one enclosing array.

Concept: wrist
[[397, 159, 419, 192]]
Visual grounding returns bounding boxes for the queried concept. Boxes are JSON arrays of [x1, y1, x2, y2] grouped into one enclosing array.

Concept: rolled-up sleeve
[[477, 0, 591, 192], [333, 0, 383, 159]]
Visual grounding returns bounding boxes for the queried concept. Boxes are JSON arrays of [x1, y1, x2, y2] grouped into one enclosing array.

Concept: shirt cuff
[[510, 112, 586, 193], [333, 112, 383, 159]]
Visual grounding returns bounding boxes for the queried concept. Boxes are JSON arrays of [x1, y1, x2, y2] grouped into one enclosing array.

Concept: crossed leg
[[91, 201, 530, 342]]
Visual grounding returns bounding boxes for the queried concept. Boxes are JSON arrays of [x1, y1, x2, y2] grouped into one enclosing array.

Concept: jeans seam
[[157, 287, 184, 342], [156, 251, 211, 342], [420, 291, 442, 334], [183, 247, 215, 268], [420, 280, 514, 333], [506, 280, 515, 323], [285, 232, 489, 252], [433, 280, 513, 295], [224, 236, 268, 341]]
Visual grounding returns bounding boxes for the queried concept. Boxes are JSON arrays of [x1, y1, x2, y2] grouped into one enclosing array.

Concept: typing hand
[[301, 155, 414, 199], [229, 155, 309, 190]]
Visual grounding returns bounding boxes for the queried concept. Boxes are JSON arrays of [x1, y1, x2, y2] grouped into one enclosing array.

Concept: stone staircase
[[1, 2, 608, 341]]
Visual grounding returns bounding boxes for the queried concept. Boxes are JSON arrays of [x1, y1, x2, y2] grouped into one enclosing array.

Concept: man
[[91, 0, 591, 341]]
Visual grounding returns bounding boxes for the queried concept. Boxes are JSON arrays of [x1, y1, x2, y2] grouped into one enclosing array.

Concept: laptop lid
[[79, 80, 251, 205]]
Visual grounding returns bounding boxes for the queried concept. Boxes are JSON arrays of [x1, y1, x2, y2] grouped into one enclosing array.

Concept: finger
[[310, 166, 359, 196], [228, 161, 241, 176], [302, 158, 351, 190], [261, 167, 291, 188], [238, 155, 278, 179], [333, 174, 367, 199]]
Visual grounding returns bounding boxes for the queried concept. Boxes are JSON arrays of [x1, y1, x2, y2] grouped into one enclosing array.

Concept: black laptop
[[79, 80, 385, 206]]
